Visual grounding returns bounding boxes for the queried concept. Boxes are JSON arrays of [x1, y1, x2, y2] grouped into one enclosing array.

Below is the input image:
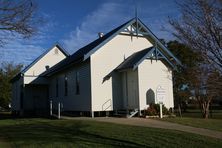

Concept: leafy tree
[[188, 65, 222, 118], [0, 63, 22, 110], [168, 40, 222, 118], [0, 0, 40, 46], [167, 41, 200, 112]]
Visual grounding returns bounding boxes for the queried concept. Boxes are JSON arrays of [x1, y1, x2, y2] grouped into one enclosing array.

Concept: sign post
[[156, 86, 166, 119], [159, 103, 163, 118]]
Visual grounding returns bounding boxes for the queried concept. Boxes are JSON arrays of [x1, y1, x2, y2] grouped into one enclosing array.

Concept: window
[[64, 75, 68, 96], [56, 78, 59, 97], [146, 89, 155, 105], [75, 71, 80, 95]]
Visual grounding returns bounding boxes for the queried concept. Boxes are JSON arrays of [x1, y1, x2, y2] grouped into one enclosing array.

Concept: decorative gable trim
[[133, 47, 176, 70], [136, 18, 181, 66], [83, 18, 181, 67], [83, 19, 136, 61]]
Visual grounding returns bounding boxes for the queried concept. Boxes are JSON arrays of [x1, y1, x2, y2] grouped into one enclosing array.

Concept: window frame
[[56, 78, 59, 97]]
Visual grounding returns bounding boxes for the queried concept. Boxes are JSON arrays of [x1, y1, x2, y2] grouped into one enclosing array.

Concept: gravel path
[[62, 116, 222, 140]]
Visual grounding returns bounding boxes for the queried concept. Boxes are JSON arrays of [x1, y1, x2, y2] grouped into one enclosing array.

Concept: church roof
[[35, 17, 181, 77], [42, 19, 134, 76], [43, 18, 181, 77]]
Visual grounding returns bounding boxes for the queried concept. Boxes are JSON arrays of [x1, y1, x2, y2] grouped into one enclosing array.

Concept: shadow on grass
[[0, 119, 147, 147], [0, 112, 14, 120], [0, 112, 57, 121]]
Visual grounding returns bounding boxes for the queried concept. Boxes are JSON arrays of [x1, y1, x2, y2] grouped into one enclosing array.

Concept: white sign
[[156, 86, 166, 104]]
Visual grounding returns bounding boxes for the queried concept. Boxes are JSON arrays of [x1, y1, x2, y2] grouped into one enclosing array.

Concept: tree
[[169, 0, 222, 72], [167, 40, 201, 114], [167, 41, 222, 118], [187, 65, 222, 118], [0, 63, 22, 110], [0, 0, 40, 46], [169, 0, 222, 119]]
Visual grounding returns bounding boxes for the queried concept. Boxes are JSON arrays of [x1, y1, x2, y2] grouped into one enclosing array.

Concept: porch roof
[[115, 47, 153, 71]]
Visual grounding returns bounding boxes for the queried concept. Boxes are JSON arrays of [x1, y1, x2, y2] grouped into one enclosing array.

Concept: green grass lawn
[[159, 109, 222, 132], [176, 109, 222, 119], [0, 118, 222, 148], [160, 117, 222, 132]]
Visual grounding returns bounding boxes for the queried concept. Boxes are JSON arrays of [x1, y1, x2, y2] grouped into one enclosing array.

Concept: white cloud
[[62, 1, 133, 54], [0, 0, 179, 66], [61, 0, 178, 53]]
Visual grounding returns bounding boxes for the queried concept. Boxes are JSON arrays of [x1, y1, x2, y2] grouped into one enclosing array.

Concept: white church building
[[11, 18, 181, 117]]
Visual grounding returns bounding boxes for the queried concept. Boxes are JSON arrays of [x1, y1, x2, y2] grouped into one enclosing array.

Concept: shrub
[[144, 103, 169, 116], [145, 104, 158, 116]]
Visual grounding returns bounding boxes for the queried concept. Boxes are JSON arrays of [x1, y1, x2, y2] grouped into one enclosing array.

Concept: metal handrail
[[102, 99, 111, 111]]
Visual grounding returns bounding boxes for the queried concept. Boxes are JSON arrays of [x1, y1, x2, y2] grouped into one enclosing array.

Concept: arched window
[[146, 89, 155, 105]]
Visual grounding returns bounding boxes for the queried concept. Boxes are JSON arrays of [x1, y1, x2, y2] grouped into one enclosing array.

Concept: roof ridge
[[43, 18, 136, 76]]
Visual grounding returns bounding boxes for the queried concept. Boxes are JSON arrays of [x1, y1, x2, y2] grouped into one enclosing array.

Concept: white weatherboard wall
[[138, 59, 174, 110], [90, 33, 152, 111], [24, 46, 67, 84], [49, 61, 91, 111], [11, 46, 67, 113]]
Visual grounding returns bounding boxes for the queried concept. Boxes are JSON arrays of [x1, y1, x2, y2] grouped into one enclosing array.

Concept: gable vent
[[54, 48, 59, 54]]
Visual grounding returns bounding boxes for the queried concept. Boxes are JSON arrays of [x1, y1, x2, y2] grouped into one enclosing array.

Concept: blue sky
[[0, 0, 180, 66]]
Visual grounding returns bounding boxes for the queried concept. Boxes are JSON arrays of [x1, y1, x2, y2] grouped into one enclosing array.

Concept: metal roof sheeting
[[115, 47, 153, 71]]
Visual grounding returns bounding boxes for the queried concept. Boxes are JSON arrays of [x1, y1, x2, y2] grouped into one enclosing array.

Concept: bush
[[144, 103, 169, 116], [146, 104, 158, 116]]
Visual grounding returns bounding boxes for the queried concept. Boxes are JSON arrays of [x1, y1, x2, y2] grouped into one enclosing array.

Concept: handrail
[[128, 108, 138, 118], [102, 99, 112, 111], [103, 105, 111, 111]]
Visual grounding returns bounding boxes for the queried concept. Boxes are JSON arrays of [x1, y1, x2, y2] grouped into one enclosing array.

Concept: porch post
[[91, 111, 94, 118], [58, 102, 61, 119], [139, 110, 142, 117], [125, 72, 129, 115]]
